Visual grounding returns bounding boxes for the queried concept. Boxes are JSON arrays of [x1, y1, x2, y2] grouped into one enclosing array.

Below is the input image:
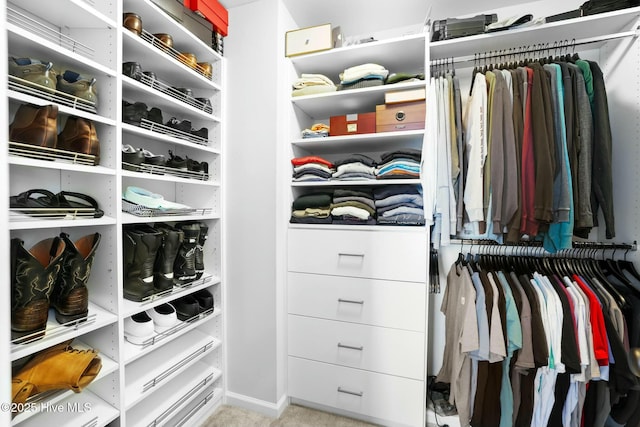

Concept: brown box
[[329, 112, 376, 136], [376, 101, 426, 133]]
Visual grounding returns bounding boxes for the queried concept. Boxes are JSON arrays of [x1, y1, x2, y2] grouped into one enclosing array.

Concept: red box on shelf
[[329, 112, 376, 136], [184, 0, 228, 36]]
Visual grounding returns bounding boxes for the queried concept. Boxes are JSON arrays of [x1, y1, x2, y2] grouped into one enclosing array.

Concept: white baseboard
[[224, 391, 289, 418]]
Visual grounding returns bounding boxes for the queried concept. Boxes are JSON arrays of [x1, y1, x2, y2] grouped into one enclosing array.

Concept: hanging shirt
[[497, 271, 523, 427], [463, 72, 488, 224], [566, 63, 594, 233], [489, 71, 518, 232], [519, 67, 538, 237], [543, 63, 574, 253], [423, 77, 439, 226], [437, 263, 478, 427]]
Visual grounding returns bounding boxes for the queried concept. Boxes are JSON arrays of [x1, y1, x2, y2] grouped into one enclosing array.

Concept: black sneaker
[[191, 127, 208, 140], [141, 149, 166, 166], [187, 157, 208, 174], [123, 62, 142, 80], [123, 101, 148, 125], [192, 289, 214, 313], [148, 107, 163, 125], [165, 117, 191, 133], [122, 144, 143, 170], [167, 150, 187, 169], [172, 295, 200, 321]]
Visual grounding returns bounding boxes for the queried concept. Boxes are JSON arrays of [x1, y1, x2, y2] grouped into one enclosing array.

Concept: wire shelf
[[138, 118, 211, 147], [139, 29, 213, 81], [123, 161, 210, 181], [134, 73, 213, 114], [10, 141, 98, 166], [11, 313, 97, 346], [122, 199, 212, 218], [9, 75, 98, 114], [125, 308, 214, 350], [7, 6, 95, 59], [10, 207, 101, 220]]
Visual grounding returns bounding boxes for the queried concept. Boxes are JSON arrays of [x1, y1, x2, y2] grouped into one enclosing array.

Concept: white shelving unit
[[282, 28, 431, 426], [4, 0, 225, 425], [5, 0, 120, 425]]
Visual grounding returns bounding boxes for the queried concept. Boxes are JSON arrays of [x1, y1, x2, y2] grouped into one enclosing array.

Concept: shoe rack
[[5, 0, 225, 426]]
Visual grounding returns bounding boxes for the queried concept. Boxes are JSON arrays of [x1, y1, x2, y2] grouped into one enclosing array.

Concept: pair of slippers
[[10, 189, 104, 218]]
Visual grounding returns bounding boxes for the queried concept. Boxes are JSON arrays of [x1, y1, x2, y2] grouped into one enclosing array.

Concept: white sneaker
[[146, 303, 179, 333], [124, 312, 154, 344]]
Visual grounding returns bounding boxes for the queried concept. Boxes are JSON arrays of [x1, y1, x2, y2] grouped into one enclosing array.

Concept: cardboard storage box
[[330, 112, 376, 136], [376, 101, 425, 132], [285, 23, 332, 57]]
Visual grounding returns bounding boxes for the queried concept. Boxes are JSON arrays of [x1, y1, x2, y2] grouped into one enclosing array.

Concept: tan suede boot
[[12, 340, 102, 407]]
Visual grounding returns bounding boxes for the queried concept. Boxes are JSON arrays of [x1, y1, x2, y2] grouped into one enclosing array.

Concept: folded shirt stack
[[290, 192, 333, 224], [374, 185, 425, 226], [331, 154, 377, 181], [292, 73, 337, 97], [376, 149, 422, 180], [301, 123, 330, 139], [331, 188, 376, 225], [385, 72, 425, 85], [338, 63, 389, 91], [292, 155, 335, 182]]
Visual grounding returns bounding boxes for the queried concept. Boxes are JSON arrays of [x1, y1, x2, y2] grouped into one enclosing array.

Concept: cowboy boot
[[57, 116, 100, 165], [174, 223, 199, 285], [153, 224, 184, 293], [50, 233, 101, 324], [12, 340, 102, 407], [123, 225, 163, 301], [9, 103, 58, 148], [11, 237, 66, 343]]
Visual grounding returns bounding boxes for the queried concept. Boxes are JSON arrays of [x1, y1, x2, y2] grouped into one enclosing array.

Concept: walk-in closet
[[3, 0, 640, 426]]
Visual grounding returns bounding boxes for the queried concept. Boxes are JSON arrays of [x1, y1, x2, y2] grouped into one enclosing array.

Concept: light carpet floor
[[200, 404, 379, 427]]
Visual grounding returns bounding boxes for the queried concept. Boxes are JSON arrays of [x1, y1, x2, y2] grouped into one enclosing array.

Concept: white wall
[[224, 0, 279, 405]]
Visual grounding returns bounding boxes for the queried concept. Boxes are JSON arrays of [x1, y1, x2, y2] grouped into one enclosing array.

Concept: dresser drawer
[[288, 272, 426, 331], [288, 356, 424, 427], [288, 229, 427, 282], [288, 315, 425, 379]]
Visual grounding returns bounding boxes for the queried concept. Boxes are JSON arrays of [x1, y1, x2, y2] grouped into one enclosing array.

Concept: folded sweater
[[291, 156, 334, 168]]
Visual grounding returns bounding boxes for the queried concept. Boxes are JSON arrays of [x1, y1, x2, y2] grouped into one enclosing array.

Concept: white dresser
[[287, 227, 428, 426]]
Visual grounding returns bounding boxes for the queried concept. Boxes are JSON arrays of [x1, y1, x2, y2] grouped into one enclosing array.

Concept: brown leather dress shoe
[[57, 116, 100, 165], [9, 103, 59, 148]]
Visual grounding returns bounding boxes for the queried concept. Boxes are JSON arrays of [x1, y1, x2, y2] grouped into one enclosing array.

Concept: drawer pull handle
[[337, 387, 363, 397], [338, 343, 364, 351], [337, 252, 365, 257], [338, 298, 364, 305]]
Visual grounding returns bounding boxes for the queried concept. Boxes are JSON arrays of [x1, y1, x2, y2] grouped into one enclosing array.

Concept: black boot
[[194, 222, 208, 279], [50, 232, 101, 324], [123, 225, 163, 301], [153, 224, 184, 293], [11, 237, 66, 342], [174, 223, 199, 285]]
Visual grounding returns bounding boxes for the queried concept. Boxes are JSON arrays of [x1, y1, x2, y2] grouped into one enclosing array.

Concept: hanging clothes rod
[[430, 28, 640, 67], [449, 239, 637, 251]]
